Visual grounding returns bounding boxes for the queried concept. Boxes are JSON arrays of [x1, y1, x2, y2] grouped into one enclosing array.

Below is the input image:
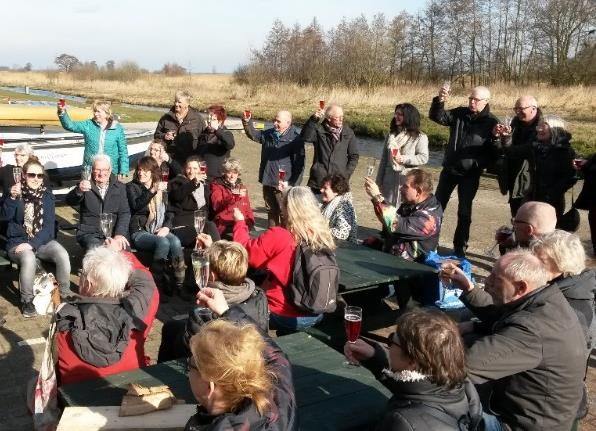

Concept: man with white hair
[[443, 249, 586, 430], [430, 85, 499, 257], [55, 247, 159, 385], [496, 96, 543, 215], [243, 110, 305, 226], [301, 104, 360, 194], [65, 154, 130, 250]]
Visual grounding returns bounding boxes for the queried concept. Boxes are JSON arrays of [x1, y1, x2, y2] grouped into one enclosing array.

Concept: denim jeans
[[482, 413, 505, 431], [435, 169, 481, 249], [9, 240, 71, 303], [269, 312, 323, 332], [77, 233, 104, 251], [132, 231, 183, 261]]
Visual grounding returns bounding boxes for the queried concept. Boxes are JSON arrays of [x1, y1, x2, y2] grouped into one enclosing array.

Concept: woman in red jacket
[[233, 186, 335, 331], [210, 158, 255, 239]]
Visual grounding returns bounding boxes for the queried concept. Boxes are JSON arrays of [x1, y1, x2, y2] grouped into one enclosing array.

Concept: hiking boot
[[22, 301, 37, 318]]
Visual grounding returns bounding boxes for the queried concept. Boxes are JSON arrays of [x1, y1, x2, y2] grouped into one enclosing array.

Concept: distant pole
[[25, 86, 30, 94]]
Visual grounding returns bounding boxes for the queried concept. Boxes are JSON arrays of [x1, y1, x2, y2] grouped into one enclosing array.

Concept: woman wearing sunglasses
[[2, 160, 72, 318], [344, 308, 483, 430]]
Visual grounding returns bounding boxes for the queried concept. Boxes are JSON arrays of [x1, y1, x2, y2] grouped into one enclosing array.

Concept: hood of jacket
[[550, 269, 596, 301]]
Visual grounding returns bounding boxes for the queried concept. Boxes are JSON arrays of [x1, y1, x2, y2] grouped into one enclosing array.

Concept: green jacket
[[59, 111, 129, 174]]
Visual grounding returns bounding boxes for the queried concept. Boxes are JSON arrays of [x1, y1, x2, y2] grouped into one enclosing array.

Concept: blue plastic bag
[[423, 251, 474, 309]]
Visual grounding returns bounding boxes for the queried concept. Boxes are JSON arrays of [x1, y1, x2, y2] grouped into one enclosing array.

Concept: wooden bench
[[58, 332, 391, 430]]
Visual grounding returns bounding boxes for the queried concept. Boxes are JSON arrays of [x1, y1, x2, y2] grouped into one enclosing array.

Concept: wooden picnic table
[[58, 332, 391, 430], [335, 240, 437, 293]]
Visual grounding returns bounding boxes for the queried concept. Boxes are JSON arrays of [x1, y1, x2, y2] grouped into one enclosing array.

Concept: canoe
[[0, 104, 91, 126]]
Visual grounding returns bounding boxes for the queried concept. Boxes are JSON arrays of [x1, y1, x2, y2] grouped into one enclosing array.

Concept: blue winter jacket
[[1, 189, 56, 251], [59, 110, 129, 175]]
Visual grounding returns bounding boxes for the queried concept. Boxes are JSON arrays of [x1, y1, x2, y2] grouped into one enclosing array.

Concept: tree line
[[235, 0, 595, 87]]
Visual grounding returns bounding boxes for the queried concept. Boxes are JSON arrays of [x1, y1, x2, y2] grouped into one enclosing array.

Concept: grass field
[[1, 71, 594, 155]]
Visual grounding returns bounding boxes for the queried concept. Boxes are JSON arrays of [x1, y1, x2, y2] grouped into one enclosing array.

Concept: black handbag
[[556, 187, 581, 232]]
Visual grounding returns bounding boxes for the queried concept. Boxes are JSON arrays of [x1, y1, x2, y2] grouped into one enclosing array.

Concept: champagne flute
[[344, 306, 363, 367], [13, 166, 22, 184], [81, 165, 92, 181], [194, 209, 206, 236], [366, 159, 377, 177], [191, 250, 210, 291], [99, 213, 113, 239]]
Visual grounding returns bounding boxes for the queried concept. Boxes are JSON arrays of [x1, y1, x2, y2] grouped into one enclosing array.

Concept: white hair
[[530, 230, 586, 276], [82, 248, 132, 298], [501, 249, 549, 289], [15, 143, 34, 156], [92, 153, 112, 169]]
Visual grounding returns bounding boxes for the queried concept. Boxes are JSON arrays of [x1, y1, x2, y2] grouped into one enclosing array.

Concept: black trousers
[[435, 169, 481, 250]]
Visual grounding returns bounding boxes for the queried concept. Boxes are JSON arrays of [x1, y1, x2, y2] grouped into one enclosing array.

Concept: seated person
[[364, 168, 442, 262], [442, 249, 586, 430], [167, 156, 220, 248], [233, 186, 335, 332], [127, 156, 184, 301], [147, 139, 182, 178], [55, 247, 159, 385], [157, 238, 268, 362], [185, 287, 297, 431], [496, 200, 557, 253], [344, 308, 483, 430], [65, 154, 131, 251], [210, 158, 255, 239], [2, 160, 72, 317], [320, 173, 358, 243]]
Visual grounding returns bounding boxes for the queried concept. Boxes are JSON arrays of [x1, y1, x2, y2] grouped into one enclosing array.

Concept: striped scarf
[[21, 184, 46, 239]]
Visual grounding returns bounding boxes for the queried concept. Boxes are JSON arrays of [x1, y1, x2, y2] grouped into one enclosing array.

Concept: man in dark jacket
[[243, 110, 304, 226], [301, 104, 359, 194], [154, 91, 207, 166], [495, 96, 543, 216], [430, 85, 499, 257], [65, 154, 131, 251], [443, 249, 586, 431]]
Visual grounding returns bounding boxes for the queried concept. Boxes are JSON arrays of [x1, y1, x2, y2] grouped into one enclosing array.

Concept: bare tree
[[55, 53, 80, 72]]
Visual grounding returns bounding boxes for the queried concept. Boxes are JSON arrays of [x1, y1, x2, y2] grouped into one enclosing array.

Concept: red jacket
[[56, 252, 159, 386], [233, 220, 308, 318], [210, 178, 255, 236]]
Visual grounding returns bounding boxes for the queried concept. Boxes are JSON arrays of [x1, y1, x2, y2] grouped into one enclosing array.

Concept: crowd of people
[[0, 86, 594, 430]]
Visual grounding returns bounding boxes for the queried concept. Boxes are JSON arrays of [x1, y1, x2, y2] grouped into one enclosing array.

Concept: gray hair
[[15, 143, 34, 156], [222, 158, 242, 173], [175, 90, 192, 103], [501, 249, 549, 289], [530, 230, 586, 276], [81, 247, 132, 298], [92, 153, 112, 169]]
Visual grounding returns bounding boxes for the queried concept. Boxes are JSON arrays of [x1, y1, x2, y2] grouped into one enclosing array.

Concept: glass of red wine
[[278, 166, 286, 181], [391, 148, 399, 158], [243, 110, 251, 120], [344, 306, 363, 367], [319, 100, 325, 110], [199, 161, 207, 175], [58, 98, 65, 109], [161, 166, 170, 182]]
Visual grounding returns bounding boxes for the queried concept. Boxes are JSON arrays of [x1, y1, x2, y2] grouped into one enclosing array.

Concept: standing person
[[376, 103, 429, 206], [65, 154, 131, 251], [242, 110, 304, 227], [154, 91, 206, 166], [233, 186, 335, 332], [495, 96, 543, 216], [430, 85, 499, 257], [147, 139, 182, 178], [301, 104, 359, 194], [575, 153, 596, 255], [196, 105, 235, 182], [127, 156, 185, 301], [1, 160, 72, 317], [503, 115, 576, 221], [58, 100, 129, 181]]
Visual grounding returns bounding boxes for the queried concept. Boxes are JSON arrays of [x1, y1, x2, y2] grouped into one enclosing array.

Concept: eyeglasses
[[468, 97, 487, 102], [513, 106, 534, 112], [386, 332, 401, 348], [511, 217, 531, 226], [93, 169, 110, 173], [26, 173, 44, 179]]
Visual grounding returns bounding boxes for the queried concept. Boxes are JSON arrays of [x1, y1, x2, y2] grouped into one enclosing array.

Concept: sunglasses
[[26, 173, 44, 179]]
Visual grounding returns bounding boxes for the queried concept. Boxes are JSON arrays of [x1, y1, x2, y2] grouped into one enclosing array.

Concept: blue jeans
[[482, 413, 505, 431], [9, 240, 71, 303], [132, 231, 183, 260], [270, 312, 323, 332]]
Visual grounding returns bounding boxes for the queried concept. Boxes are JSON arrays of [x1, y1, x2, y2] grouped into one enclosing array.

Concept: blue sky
[[4, 0, 421, 73]]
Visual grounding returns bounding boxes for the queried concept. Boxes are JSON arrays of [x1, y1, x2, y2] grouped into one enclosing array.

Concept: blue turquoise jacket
[[59, 110, 129, 174]]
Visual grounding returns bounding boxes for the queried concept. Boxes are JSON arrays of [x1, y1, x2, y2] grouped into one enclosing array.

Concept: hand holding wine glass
[[192, 249, 210, 292]]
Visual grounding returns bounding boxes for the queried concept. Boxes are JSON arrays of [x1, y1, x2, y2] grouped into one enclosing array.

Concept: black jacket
[[463, 283, 586, 430], [575, 152, 596, 210], [154, 108, 207, 165], [167, 175, 208, 227], [65, 176, 131, 240], [184, 307, 298, 431], [360, 341, 483, 431], [301, 115, 359, 189], [196, 127, 235, 180], [243, 121, 305, 188], [429, 97, 499, 176], [126, 180, 173, 237]]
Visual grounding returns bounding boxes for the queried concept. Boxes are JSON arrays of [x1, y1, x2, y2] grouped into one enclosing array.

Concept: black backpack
[[286, 244, 339, 314]]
